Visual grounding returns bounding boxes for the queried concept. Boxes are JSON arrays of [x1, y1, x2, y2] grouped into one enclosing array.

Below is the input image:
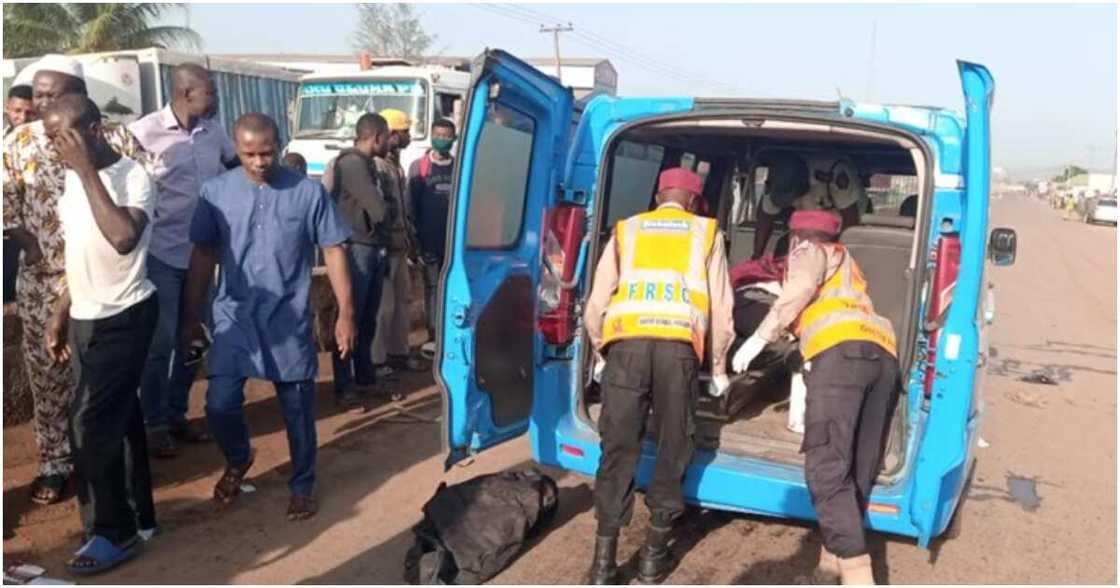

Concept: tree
[[349, 3, 437, 61], [1051, 165, 1089, 183], [3, 3, 200, 59]]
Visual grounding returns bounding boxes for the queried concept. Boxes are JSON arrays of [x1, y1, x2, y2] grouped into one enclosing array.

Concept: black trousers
[[594, 339, 699, 535], [801, 340, 900, 558], [69, 295, 159, 543]]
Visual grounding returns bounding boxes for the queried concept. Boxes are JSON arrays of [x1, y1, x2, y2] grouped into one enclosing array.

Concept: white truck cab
[[286, 64, 471, 178]]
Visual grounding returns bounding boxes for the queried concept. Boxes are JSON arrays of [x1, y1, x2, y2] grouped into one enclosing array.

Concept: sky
[[167, 3, 1117, 179]]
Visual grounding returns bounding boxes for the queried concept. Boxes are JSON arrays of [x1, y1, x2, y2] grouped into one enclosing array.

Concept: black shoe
[[169, 420, 212, 443], [336, 388, 362, 410], [636, 525, 675, 584], [148, 430, 179, 459], [586, 534, 619, 585]]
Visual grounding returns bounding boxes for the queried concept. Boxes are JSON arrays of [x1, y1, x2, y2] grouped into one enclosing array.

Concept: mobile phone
[[183, 324, 212, 367]]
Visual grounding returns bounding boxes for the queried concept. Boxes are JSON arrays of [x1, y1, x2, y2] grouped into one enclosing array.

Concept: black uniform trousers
[[801, 340, 900, 558], [69, 295, 159, 544], [594, 338, 699, 535]]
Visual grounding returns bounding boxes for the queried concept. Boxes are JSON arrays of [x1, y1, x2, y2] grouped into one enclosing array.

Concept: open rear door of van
[[909, 60, 994, 547], [437, 49, 574, 468]]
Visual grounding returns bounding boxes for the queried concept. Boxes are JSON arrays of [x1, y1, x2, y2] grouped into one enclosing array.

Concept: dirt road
[[3, 194, 1115, 584]]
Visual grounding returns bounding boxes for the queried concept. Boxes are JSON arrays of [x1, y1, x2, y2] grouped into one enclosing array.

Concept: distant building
[[1067, 172, 1116, 196]]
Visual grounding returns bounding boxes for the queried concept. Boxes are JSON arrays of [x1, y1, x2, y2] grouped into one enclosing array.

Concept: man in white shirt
[[43, 95, 158, 576]]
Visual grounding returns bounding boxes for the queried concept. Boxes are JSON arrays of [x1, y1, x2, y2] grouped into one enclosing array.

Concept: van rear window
[[465, 104, 536, 249]]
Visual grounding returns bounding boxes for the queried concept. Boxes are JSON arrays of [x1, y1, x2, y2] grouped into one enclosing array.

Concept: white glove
[[592, 355, 606, 384], [787, 371, 807, 434], [731, 335, 768, 374], [708, 374, 731, 397]]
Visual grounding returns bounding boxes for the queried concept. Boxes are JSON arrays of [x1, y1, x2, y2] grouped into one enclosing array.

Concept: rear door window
[[866, 173, 921, 218], [605, 141, 665, 228], [465, 104, 536, 249]]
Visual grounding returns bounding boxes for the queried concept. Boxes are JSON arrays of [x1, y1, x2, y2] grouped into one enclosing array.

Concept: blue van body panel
[[444, 50, 994, 548], [440, 50, 574, 466]]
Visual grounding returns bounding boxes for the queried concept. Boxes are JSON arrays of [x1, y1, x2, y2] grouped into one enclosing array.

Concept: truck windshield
[[295, 78, 428, 140]]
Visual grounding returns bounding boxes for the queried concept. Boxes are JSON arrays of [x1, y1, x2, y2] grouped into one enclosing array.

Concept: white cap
[[13, 54, 83, 87]]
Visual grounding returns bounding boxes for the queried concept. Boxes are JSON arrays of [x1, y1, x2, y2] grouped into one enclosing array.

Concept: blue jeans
[[331, 243, 386, 394], [139, 255, 203, 431], [206, 376, 317, 497]]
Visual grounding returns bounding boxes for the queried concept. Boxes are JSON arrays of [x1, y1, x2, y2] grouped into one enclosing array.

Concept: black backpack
[[404, 468, 559, 585]]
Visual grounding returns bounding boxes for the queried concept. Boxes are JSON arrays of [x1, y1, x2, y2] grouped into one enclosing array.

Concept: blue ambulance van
[[436, 49, 1016, 548]]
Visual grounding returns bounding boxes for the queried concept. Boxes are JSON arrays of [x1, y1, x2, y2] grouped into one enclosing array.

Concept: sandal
[[66, 535, 140, 576], [287, 494, 318, 521], [213, 453, 255, 506], [29, 474, 68, 505]]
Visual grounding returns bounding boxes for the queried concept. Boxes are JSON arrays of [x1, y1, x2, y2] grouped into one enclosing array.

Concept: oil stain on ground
[[1006, 474, 1042, 511]]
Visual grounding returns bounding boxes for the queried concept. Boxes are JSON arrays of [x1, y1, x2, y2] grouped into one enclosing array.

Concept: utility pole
[[866, 19, 877, 102], [540, 23, 574, 80]]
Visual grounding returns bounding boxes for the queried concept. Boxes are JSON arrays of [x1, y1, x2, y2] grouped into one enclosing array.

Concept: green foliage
[[3, 4, 200, 58]]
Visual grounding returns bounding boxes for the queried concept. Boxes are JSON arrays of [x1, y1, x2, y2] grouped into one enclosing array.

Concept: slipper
[[29, 474, 68, 505], [66, 535, 140, 576]]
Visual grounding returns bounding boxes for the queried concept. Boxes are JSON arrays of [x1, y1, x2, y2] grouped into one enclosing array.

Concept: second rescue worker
[[732, 209, 899, 585], [583, 167, 734, 585]]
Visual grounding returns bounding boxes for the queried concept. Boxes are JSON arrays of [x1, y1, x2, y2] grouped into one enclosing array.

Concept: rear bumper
[[530, 411, 922, 540]]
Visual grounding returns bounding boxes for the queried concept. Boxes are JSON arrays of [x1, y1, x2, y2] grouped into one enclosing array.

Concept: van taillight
[[538, 204, 586, 346], [923, 233, 961, 397]]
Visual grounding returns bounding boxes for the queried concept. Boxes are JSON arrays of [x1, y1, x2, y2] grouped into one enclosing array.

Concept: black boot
[[586, 534, 619, 585], [637, 525, 675, 584]]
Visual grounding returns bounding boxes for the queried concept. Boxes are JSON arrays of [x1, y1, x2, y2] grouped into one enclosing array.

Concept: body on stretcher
[[696, 281, 805, 433]]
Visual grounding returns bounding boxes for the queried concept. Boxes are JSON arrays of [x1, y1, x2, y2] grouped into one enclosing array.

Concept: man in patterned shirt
[[2, 55, 155, 505]]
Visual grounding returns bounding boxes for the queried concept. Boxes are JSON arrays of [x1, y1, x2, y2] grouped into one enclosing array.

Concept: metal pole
[[540, 23, 574, 80]]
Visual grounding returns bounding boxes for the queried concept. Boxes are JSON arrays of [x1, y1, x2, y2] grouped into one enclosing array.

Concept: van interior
[[579, 114, 931, 480]]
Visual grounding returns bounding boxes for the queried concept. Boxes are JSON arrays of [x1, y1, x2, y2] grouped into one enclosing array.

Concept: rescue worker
[[583, 167, 735, 585], [731, 210, 899, 585]]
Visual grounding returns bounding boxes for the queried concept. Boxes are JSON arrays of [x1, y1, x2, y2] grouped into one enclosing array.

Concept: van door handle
[[451, 301, 471, 327]]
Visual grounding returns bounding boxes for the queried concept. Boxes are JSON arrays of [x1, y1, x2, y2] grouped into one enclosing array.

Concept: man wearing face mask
[[408, 118, 456, 350], [372, 108, 424, 376]]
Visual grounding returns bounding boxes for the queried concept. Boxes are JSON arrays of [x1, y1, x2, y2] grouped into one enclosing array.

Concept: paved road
[[3, 194, 1115, 584]]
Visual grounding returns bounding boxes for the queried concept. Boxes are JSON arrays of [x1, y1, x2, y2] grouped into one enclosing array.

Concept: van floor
[[586, 380, 808, 466]]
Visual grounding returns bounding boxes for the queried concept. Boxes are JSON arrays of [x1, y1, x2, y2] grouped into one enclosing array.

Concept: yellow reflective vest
[[602, 206, 718, 360], [793, 243, 897, 360]]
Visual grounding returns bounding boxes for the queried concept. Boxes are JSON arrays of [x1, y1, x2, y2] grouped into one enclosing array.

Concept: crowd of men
[[3, 55, 456, 575]]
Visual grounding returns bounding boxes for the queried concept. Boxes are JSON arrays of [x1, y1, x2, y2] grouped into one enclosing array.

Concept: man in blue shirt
[[181, 113, 355, 521]]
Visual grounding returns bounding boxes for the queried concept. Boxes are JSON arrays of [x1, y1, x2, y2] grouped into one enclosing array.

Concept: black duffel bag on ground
[[404, 468, 560, 585]]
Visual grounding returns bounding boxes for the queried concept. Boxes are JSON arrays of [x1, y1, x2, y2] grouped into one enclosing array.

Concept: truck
[[2, 48, 301, 143], [436, 49, 1018, 549], [275, 54, 617, 179], [283, 59, 472, 179]]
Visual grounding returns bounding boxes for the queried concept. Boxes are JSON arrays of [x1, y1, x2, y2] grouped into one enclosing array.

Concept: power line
[[471, 3, 745, 96], [501, 3, 743, 94]]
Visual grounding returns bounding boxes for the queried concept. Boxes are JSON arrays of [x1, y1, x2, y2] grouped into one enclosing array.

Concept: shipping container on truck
[[2, 47, 300, 143], [1, 48, 301, 303]]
